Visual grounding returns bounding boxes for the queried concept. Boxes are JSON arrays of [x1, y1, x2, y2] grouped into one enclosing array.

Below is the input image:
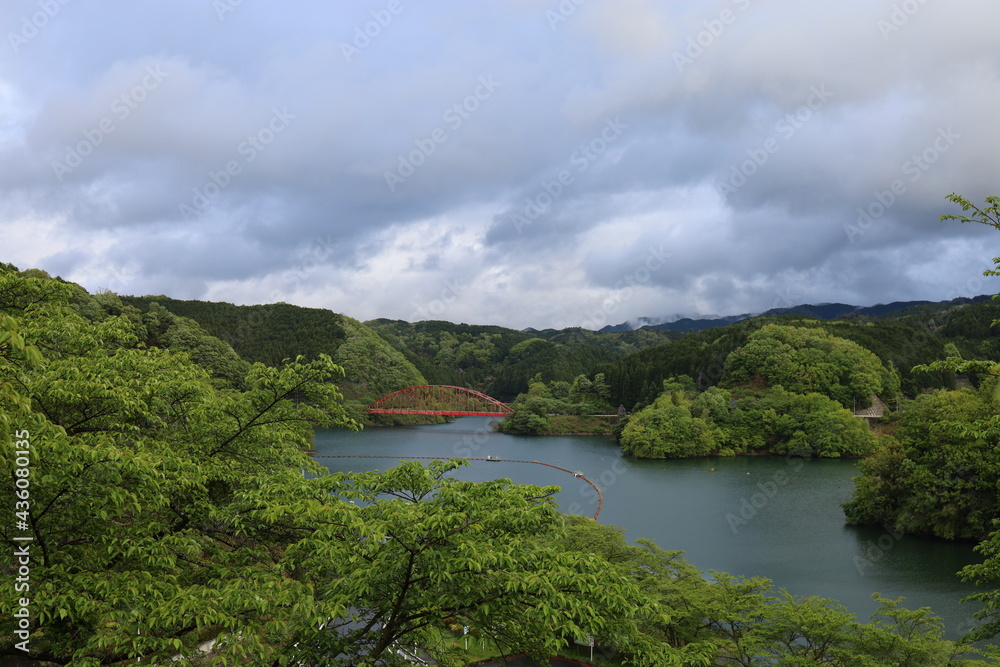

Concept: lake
[[313, 417, 987, 640]]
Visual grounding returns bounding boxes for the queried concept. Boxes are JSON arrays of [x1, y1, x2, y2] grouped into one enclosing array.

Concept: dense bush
[[723, 324, 900, 408], [618, 381, 875, 459], [843, 383, 1000, 540]]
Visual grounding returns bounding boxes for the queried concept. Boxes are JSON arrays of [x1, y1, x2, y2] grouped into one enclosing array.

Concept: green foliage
[[619, 385, 716, 458], [289, 461, 690, 666], [939, 192, 1000, 643], [937, 300, 1000, 365], [960, 525, 1000, 643], [120, 296, 428, 413], [619, 383, 874, 459], [366, 319, 673, 401], [844, 383, 1000, 540], [723, 324, 899, 408], [495, 395, 553, 434], [120, 295, 351, 368], [942, 192, 1000, 232], [597, 318, 756, 408], [496, 373, 615, 434], [596, 308, 981, 409], [149, 305, 252, 388], [703, 578, 983, 666], [554, 517, 989, 665], [0, 273, 363, 663], [333, 316, 427, 401]]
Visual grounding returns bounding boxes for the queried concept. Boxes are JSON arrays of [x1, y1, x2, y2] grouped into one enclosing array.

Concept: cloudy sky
[[2, 0, 999, 330]]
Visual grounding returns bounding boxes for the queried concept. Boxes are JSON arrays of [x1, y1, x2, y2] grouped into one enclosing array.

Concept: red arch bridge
[[367, 384, 514, 417]]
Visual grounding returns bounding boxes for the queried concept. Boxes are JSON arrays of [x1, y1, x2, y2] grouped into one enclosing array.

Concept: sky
[[1, 0, 999, 330]]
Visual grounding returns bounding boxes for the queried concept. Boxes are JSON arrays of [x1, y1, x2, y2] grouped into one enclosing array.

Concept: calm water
[[313, 417, 988, 640]]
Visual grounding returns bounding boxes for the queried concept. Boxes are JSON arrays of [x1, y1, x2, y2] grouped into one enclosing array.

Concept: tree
[[553, 517, 989, 665], [0, 271, 695, 665], [941, 192, 1000, 232], [723, 324, 899, 408], [704, 579, 986, 666], [618, 389, 716, 458], [843, 386, 1000, 539], [552, 516, 723, 654], [844, 194, 1000, 540], [939, 193, 1000, 643], [619, 382, 873, 459], [960, 526, 1000, 644], [0, 286, 364, 662], [494, 395, 551, 434], [287, 461, 701, 666], [334, 316, 427, 401], [0, 272, 356, 663]]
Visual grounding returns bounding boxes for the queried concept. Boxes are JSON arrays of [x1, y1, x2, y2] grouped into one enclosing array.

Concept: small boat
[[486, 455, 499, 461]]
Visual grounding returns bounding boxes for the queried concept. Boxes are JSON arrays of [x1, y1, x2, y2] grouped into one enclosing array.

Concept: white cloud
[[2, 0, 999, 328]]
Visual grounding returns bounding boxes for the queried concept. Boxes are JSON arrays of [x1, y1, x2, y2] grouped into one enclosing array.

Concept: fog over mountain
[[599, 296, 994, 333]]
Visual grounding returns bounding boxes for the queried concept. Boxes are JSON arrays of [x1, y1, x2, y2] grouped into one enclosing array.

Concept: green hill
[[118, 296, 426, 412], [365, 319, 679, 401], [595, 299, 1000, 410]]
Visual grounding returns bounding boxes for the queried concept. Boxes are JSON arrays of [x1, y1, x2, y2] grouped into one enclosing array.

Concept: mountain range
[[597, 296, 995, 333]]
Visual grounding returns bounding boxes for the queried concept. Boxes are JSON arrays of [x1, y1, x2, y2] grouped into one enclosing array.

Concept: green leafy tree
[[0, 275, 360, 663], [619, 386, 716, 458], [960, 525, 1000, 644], [159, 311, 252, 388], [553, 516, 721, 655], [723, 324, 899, 408], [333, 316, 427, 401], [620, 383, 873, 459], [553, 517, 989, 665], [0, 270, 697, 665], [705, 576, 986, 666], [843, 385, 1000, 539], [289, 461, 697, 666], [942, 192, 1000, 250], [495, 395, 552, 434]]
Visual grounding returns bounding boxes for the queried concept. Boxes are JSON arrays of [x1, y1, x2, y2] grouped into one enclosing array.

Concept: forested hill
[[596, 298, 1000, 410], [45, 280, 999, 413], [119, 295, 349, 367], [118, 295, 427, 408], [599, 295, 993, 333], [113, 297, 680, 403], [365, 319, 681, 400], [108, 291, 1000, 410]]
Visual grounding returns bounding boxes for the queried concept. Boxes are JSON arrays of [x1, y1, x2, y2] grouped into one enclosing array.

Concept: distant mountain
[[599, 314, 751, 334], [600, 296, 994, 334], [766, 303, 859, 320]]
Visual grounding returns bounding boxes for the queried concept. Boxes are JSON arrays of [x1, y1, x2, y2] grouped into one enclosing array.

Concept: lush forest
[[118, 295, 428, 422], [592, 310, 974, 411], [366, 319, 680, 401], [115, 297, 680, 410], [5, 263, 1000, 664]]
